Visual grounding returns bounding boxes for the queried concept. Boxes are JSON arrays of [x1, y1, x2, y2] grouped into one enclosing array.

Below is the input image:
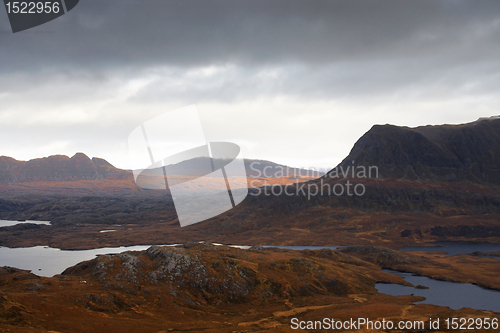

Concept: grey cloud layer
[[1, 0, 499, 104], [1, 0, 500, 71]]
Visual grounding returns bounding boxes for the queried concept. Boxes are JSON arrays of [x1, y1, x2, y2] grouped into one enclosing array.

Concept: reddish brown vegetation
[[0, 244, 498, 332]]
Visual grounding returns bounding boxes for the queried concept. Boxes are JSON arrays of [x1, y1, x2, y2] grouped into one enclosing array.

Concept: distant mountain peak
[[71, 152, 92, 160]]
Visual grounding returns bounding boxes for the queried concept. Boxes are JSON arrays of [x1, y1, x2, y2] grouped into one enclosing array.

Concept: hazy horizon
[[0, 114, 497, 171]]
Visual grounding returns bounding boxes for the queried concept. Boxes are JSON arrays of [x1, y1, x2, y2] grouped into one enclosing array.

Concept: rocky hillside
[[0, 244, 393, 332], [0, 244, 498, 332], [0, 153, 131, 183], [61, 243, 380, 306], [336, 116, 500, 185]]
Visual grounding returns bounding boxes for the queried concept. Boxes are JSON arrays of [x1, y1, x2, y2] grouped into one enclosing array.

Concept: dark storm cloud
[[1, 0, 500, 72]]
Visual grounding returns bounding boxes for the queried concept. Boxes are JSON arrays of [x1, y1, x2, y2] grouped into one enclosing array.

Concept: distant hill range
[[0, 153, 130, 183], [336, 116, 500, 185], [142, 157, 323, 178], [0, 153, 323, 185], [0, 117, 498, 249]]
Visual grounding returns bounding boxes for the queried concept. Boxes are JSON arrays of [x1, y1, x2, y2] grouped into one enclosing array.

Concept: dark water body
[[268, 242, 500, 255], [401, 242, 500, 260], [263, 245, 339, 251], [271, 242, 500, 256], [376, 270, 500, 313], [401, 241, 500, 256]]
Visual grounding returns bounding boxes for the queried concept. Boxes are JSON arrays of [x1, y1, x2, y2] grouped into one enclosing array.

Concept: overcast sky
[[1, 0, 500, 170]]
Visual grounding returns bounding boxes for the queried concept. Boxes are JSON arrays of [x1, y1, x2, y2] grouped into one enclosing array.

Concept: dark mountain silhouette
[[335, 116, 500, 185]]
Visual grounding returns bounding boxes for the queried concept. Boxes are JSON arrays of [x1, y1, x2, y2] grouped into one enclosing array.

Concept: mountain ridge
[[0, 153, 323, 186]]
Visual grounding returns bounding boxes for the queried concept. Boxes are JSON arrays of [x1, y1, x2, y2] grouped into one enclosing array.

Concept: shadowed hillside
[[336, 116, 500, 185]]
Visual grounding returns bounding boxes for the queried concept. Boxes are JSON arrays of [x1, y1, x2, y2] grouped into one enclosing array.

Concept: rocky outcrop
[[62, 243, 376, 306]]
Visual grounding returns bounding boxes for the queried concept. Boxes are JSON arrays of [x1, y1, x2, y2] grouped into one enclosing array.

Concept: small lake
[[376, 270, 500, 313], [401, 242, 500, 260], [0, 220, 51, 228], [263, 245, 340, 251], [401, 241, 500, 256]]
